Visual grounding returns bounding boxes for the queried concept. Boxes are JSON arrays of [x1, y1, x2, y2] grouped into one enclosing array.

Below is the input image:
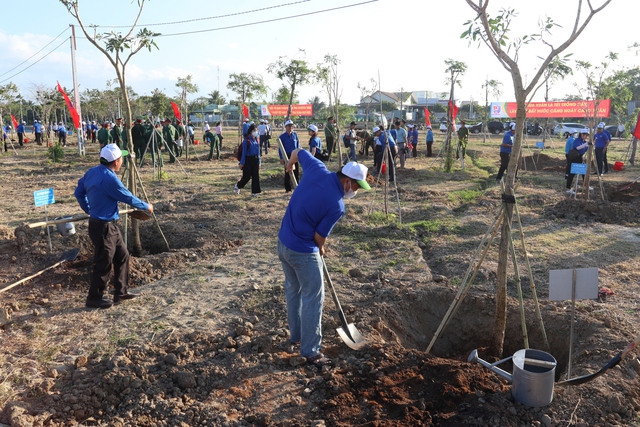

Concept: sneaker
[[566, 189, 576, 195], [234, 183, 240, 195], [251, 193, 260, 197], [86, 298, 112, 309]]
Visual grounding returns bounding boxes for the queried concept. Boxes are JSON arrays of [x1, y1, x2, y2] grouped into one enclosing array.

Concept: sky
[[0, 0, 636, 111]]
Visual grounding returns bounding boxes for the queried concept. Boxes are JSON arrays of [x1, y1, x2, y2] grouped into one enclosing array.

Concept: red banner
[[449, 100, 459, 121], [491, 100, 611, 119], [262, 104, 313, 117], [56, 81, 80, 128], [11, 115, 18, 129], [633, 111, 640, 140], [242, 104, 249, 119], [170, 101, 182, 121], [424, 107, 431, 127]]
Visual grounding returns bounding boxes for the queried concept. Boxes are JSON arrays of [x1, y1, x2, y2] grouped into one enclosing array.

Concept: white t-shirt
[[204, 123, 210, 131], [257, 124, 267, 136]]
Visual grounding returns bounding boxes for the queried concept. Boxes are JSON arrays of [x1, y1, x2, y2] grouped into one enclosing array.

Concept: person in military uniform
[[204, 127, 220, 160], [174, 119, 185, 157], [131, 119, 146, 163], [111, 118, 124, 148], [97, 121, 113, 148], [162, 119, 178, 163]]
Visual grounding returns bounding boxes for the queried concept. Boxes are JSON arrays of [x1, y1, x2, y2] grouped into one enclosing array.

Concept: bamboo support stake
[[131, 160, 170, 251], [504, 206, 529, 349]]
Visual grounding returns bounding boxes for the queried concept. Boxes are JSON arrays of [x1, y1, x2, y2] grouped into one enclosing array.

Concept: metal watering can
[[469, 348, 557, 407]]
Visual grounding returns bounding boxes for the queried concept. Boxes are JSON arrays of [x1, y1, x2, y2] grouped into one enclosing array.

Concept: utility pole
[[70, 25, 85, 156], [400, 87, 403, 120]]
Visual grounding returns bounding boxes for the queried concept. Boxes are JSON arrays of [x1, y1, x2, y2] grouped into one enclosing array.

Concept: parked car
[[487, 121, 504, 134], [553, 122, 588, 138], [439, 122, 447, 132], [468, 122, 483, 134], [605, 125, 624, 138], [526, 122, 543, 136]]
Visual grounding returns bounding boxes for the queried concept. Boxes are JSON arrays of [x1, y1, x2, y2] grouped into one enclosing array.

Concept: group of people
[[563, 122, 612, 194]]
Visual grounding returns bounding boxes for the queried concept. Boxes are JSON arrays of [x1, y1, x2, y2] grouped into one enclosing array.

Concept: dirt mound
[[544, 197, 640, 225]]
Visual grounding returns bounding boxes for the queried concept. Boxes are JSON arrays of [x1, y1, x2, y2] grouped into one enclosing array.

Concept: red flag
[[11, 115, 18, 129], [634, 111, 640, 140], [56, 81, 80, 128], [170, 101, 182, 121], [242, 104, 249, 119], [448, 100, 459, 121], [423, 107, 431, 127]]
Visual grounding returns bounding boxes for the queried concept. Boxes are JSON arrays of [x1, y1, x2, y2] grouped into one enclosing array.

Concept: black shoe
[[86, 298, 113, 309], [113, 292, 140, 305]]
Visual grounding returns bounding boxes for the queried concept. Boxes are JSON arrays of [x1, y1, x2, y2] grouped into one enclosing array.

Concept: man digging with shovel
[[75, 144, 153, 309], [277, 148, 370, 369]]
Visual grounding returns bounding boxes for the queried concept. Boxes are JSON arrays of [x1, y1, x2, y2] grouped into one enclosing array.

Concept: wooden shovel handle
[[0, 260, 65, 294], [27, 209, 136, 228]]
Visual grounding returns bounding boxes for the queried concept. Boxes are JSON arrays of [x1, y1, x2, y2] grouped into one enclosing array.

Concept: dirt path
[[1, 137, 640, 426]]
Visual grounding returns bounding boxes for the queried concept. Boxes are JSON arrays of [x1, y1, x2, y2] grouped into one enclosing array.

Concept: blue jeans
[[277, 239, 324, 358], [344, 144, 357, 164]]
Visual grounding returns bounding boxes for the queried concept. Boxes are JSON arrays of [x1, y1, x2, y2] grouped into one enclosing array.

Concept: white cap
[[100, 143, 128, 162], [426, 125, 432, 129], [307, 124, 318, 132], [372, 126, 381, 133], [597, 122, 605, 129], [510, 122, 516, 130], [407, 124, 414, 128], [580, 129, 590, 134], [285, 120, 294, 126], [341, 162, 371, 190]]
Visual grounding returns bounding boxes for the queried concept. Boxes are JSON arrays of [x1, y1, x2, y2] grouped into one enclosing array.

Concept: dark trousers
[[326, 137, 335, 155], [595, 147, 605, 175], [603, 150, 609, 173], [87, 219, 130, 301], [35, 132, 42, 145], [375, 146, 396, 181], [412, 142, 418, 158], [497, 152, 510, 181], [18, 132, 23, 147], [426, 141, 433, 157], [284, 159, 299, 192], [237, 155, 261, 194], [566, 153, 584, 188]]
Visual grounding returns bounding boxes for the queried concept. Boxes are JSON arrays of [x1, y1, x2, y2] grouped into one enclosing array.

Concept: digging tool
[[556, 334, 640, 386], [0, 248, 80, 294], [27, 209, 148, 228], [276, 138, 366, 350], [322, 257, 367, 350], [618, 174, 640, 191]]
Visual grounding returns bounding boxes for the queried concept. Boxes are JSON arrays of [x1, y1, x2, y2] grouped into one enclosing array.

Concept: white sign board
[[549, 268, 598, 301]]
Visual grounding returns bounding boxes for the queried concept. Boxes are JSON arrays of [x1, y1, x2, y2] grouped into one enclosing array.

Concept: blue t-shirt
[[426, 129, 434, 142], [565, 136, 575, 154], [75, 164, 148, 221], [279, 131, 300, 158], [395, 127, 407, 143], [593, 131, 610, 149], [309, 136, 322, 152], [242, 122, 250, 136], [408, 129, 418, 144], [17, 124, 25, 133], [573, 137, 588, 155], [500, 130, 514, 154], [240, 136, 261, 165], [34, 123, 42, 133], [278, 150, 345, 253]]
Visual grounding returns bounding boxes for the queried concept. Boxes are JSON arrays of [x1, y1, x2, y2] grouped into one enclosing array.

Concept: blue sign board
[[570, 163, 587, 175], [34, 188, 55, 207], [535, 142, 544, 149]]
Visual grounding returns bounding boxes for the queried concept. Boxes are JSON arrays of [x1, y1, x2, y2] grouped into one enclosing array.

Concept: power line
[[154, 0, 379, 38], [94, 0, 311, 28], [0, 38, 69, 85], [0, 27, 70, 78]]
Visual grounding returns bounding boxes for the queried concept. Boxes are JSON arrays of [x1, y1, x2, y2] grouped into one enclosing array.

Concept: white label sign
[[549, 268, 598, 301]]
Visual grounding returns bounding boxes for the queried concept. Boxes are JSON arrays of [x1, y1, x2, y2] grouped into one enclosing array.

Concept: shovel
[[322, 257, 367, 350], [0, 248, 80, 294], [556, 334, 640, 386], [619, 174, 640, 191], [277, 139, 366, 350]]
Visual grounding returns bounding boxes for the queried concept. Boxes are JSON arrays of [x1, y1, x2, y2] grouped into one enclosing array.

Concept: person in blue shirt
[[594, 122, 611, 175], [307, 124, 323, 160], [90, 121, 98, 143], [394, 120, 408, 168], [496, 122, 515, 182], [74, 144, 153, 309], [16, 121, 25, 147], [425, 125, 434, 157], [374, 125, 397, 182], [278, 120, 300, 192], [33, 120, 43, 145], [566, 129, 589, 193], [57, 122, 67, 147], [278, 148, 370, 368], [408, 124, 419, 158], [234, 123, 261, 196], [564, 131, 576, 180]]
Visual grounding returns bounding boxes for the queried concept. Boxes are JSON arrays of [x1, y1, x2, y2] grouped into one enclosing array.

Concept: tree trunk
[[285, 79, 297, 122], [444, 74, 456, 172], [630, 138, 637, 166], [118, 70, 143, 256]]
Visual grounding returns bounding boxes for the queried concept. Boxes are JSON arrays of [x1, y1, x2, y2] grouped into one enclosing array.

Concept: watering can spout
[[468, 349, 513, 383]]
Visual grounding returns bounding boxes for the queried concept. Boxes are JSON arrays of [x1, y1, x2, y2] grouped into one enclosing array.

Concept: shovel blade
[[337, 323, 367, 351], [61, 248, 80, 262]]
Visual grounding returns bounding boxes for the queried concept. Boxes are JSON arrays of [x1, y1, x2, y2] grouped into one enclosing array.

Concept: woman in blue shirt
[[307, 124, 323, 160], [566, 129, 589, 193], [234, 124, 262, 197]]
